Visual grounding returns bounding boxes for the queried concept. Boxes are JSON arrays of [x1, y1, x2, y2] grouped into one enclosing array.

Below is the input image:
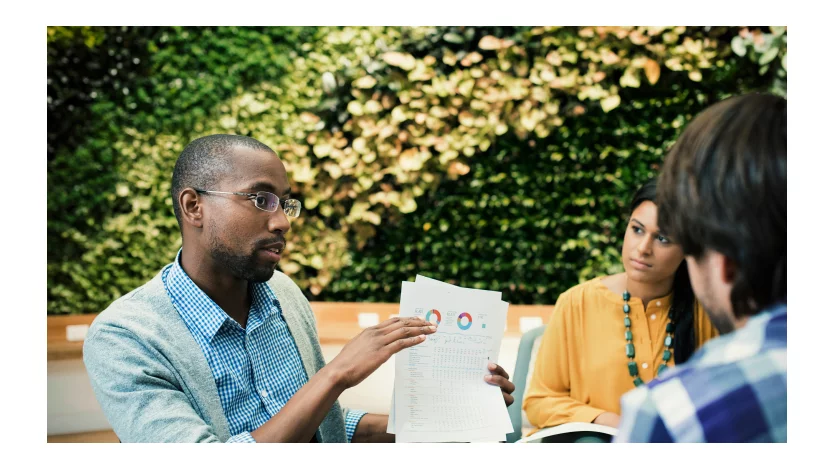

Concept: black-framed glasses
[[194, 189, 302, 218]]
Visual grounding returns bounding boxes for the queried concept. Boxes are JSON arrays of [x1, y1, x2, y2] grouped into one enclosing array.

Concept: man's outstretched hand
[[327, 316, 437, 389]]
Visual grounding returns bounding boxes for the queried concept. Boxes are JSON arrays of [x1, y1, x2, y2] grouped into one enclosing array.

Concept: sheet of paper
[[388, 278, 511, 438], [391, 279, 512, 442]]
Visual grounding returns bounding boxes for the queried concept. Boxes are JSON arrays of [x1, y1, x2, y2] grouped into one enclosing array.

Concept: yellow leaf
[[644, 59, 661, 85], [458, 111, 475, 127], [443, 49, 457, 66], [280, 262, 302, 275], [300, 112, 320, 124], [352, 138, 368, 153], [310, 255, 324, 270], [391, 106, 407, 123], [382, 51, 416, 70], [688, 70, 703, 82], [439, 150, 459, 164], [619, 69, 641, 88], [354, 75, 377, 89], [665, 57, 683, 71], [347, 101, 364, 116], [601, 50, 620, 65], [545, 51, 562, 66], [448, 161, 471, 177], [462, 51, 483, 66], [363, 212, 382, 225], [400, 197, 417, 214], [600, 95, 621, 113], [364, 100, 382, 114], [478, 35, 512, 50], [629, 30, 650, 45], [313, 143, 332, 158]]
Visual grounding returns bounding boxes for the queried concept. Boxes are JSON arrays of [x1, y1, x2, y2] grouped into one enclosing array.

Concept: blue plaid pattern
[[615, 304, 786, 443], [162, 252, 366, 442]]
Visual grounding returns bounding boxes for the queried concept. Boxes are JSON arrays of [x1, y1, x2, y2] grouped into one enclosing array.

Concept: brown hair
[[657, 93, 787, 317]]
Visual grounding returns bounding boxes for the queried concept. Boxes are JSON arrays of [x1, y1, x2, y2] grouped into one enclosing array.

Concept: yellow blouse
[[522, 276, 719, 433]]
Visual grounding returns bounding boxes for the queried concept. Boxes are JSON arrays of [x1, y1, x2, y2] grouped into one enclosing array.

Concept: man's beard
[[210, 240, 276, 283], [702, 303, 736, 335]]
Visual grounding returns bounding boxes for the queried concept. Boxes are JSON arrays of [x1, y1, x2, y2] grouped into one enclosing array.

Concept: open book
[[516, 422, 617, 443]]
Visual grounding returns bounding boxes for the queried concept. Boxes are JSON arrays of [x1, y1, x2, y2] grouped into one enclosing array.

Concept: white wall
[[47, 360, 112, 435]]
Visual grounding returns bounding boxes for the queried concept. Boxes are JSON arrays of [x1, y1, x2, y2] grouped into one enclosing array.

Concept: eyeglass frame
[[193, 188, 302, 218]]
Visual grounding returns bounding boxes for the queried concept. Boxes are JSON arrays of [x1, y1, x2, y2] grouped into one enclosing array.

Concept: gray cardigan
[[83, 267, 349, 443]]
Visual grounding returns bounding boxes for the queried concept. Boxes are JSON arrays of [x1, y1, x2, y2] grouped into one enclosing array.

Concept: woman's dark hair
[[629, 178, 696, 365]]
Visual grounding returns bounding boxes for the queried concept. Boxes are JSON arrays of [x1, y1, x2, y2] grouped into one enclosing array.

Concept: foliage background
[[47, 26, 787, 314]]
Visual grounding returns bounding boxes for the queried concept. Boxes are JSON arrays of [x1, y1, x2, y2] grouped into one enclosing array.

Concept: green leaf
[[443, 32, 465, 44], [759, 47, 779, 65], [731, 36, 747, 57]]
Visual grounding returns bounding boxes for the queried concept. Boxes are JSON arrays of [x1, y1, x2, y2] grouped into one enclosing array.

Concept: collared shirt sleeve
[[344, 409, 368, 442], [227, 432, 257, 443]]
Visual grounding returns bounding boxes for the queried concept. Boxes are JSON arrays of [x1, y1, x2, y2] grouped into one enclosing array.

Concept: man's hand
[[593, 412, 620, 428], [483, 362, 516, 407], [326, 316, 437, 389]]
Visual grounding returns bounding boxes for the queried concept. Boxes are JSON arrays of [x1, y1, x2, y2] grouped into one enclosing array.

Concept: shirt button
[[642, 363, 649, 369], [656, 301, 662, 307], [650, 314, 657, 321], [260, 390, 269, 398]]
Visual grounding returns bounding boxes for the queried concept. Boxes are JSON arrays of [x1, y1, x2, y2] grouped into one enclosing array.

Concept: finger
[[385, 334, 427, 354], [487, 362, 509, 380], [503, 392, 514, 407], [383, 324, 436, 344], [379, 316, 432, 335], [375, 316, 406, 329], [484, 374, 516, 394]]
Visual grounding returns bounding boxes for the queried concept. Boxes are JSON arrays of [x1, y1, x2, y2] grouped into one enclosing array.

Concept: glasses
[[194, 189, 302, 218]]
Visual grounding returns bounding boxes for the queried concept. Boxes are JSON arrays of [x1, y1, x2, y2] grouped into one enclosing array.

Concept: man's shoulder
[[624, 344, 786, 442], [87, 268, 174, 339]]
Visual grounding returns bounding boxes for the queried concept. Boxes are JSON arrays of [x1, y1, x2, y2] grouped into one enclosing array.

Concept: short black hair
[[657, 93, 787, 317], [170, 134, 275, 226]]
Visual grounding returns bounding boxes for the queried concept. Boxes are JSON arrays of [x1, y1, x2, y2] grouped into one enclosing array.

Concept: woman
[[522, 178, 718, 434]]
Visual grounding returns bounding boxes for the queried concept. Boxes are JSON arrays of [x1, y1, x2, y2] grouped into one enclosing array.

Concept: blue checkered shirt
[[615, 304, 786, 443], [162, 252, 366, 442]]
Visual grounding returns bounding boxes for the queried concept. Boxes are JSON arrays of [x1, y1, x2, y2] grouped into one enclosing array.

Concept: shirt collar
[[695, 302, 786, 367], [165, 249, 277, 341]]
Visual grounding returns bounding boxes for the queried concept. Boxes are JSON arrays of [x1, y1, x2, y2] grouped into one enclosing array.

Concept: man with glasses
[[83, 134, 516, 443]]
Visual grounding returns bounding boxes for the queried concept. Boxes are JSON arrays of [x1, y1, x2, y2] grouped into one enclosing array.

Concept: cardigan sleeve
[[83, 324, 244, 442]]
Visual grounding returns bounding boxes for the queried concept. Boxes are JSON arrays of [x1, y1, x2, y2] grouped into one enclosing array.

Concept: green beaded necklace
[[623, 290, 674, 387]]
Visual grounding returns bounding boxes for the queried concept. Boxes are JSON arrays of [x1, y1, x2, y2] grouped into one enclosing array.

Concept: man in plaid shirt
[[615, 93, 787, 443]]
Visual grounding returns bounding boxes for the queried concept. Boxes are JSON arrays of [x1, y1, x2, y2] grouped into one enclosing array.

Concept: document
[[387, 275, 513, 442]]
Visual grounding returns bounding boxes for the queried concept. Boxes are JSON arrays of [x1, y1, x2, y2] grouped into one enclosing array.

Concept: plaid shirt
[[615, 304, 787, 443], [163, 252, 366, 442]]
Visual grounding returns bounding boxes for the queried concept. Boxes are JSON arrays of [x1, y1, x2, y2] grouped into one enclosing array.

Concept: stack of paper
[[387, 275, 514, 442]]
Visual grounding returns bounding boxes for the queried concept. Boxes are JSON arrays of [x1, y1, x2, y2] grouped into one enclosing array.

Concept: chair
[[505, 324, 547, 443], [504, 324, 612, 444]]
